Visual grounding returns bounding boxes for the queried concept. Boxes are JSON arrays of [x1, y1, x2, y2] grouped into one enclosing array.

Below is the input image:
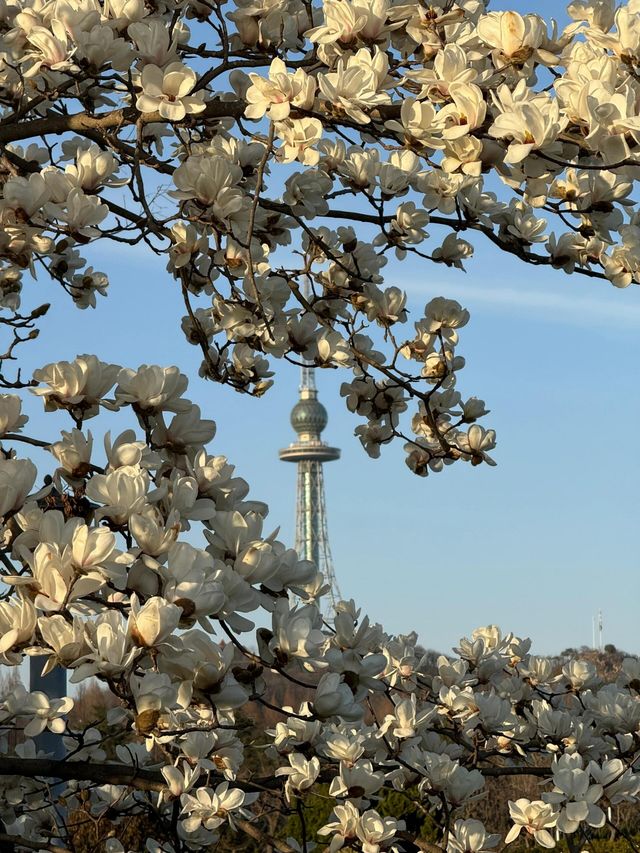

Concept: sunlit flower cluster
[[5, 0, 640, 475], [0, 368, 639, 851]]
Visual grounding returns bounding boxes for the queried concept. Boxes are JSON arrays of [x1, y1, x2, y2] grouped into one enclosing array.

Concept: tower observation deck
[[279, 364, 342, 614]]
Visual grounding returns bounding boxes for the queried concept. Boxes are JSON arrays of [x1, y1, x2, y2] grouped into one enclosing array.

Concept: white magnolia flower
[[505, 799, 558, 848], [114, 365, 191, 414], [130, 507, 181, 557], [477, 12, 556, 65], [47, 188, 109, 236], [432, 83, 487, 144], [24, 21, 78, 77], [3, 173, 51, 217], [447, 819, 500, 853], [313, 673, 363, 720], [317, 48, 391, 123], [0, 394, 28, 436], [161, 761, 201, 801], [306, 0, 394, 44], [49, 428, 93, 479], [5, 686, 73, 737], [171, 155, 244, 218], [0, 458, 37, 517], [128, 595, 182, 647], [489, 100, 567, 165], [168, 222, 210, 271], [318, 801, 360, 853], [588, 759, 640, 804], [275, 753, 320, 802], [32, 355, 120, 419], [0, 596, 36, 661], [5, 535, 109, 612], [356, 810, 404, 853], [275, 118, 323, 165], [66, 144, 126, 191], [128, 20, 179, 66], [543, 754, 605, 834], [245, 58, 315, 121], [136, 63, 206, 121], [329, 759, 385, 801], [152, 405, 216, 453], [180, 783, 256, 832], [85, 465, 149, 523], [38, 614, 88, 673], [72, 611, 138, 680]]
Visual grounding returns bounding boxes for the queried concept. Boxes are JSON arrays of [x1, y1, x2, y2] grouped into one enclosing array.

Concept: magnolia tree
[[2, 0, 640, 850]]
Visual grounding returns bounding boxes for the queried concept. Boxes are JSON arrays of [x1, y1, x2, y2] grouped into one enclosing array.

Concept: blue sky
[[16, 222, 640, 658], [12, 0, 640, 658]]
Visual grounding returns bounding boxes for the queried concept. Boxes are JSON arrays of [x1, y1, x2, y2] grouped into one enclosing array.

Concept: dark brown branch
[[0, 758, 166, 791], [0, 834, 67, 853], [2, 433, 52, 449], [0, 758, 282, 794], [235, 819, 298, 853], [0, 99, 245, 146]]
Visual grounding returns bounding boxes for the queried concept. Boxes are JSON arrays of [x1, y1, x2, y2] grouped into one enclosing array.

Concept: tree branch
[[0, 834, 67, 853], [0, 758, 282, 794], [0, 99, 245, 146], [235, 819, 299, 853]]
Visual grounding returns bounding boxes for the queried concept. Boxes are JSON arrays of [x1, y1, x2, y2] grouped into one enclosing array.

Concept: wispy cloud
[[403, 279, 640, 329]]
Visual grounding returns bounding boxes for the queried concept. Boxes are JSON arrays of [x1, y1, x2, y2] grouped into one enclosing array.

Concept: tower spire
[[279, 363, 341, 616]]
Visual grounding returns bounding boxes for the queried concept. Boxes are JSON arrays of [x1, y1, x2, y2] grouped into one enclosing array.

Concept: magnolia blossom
[[489, 99, 567, 164], [317, 48, 391, 123], [318, 801, 360, 853], [136, 63, 206, 121], [245, 58, 315, 120], [85, 465, 149, 523], [543, 755, 605, 834], [306, 0, 395, 44], [447, 819, 500, 853], [37, 615, 88, 673], [505, 799, 558, 848], [275, 118, 323, 165], [114, 365, 191, 414], [5, 687, 73, 737], [356, 810, 404, 853], [180, 783, 256, 832], [275, 753, 321, 802], [476, 11, 556, 65], [0, 597, 36, 662], [0, 458, 37, 517], [128, 596, 182, 647], [72, 611, 138, 679], [31, 356, 119, 419], [0, 395, 28, 435], [49, 428, 93, 479]]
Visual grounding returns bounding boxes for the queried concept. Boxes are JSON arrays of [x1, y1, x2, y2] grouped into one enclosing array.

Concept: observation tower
[[279, 364, 342, 615]]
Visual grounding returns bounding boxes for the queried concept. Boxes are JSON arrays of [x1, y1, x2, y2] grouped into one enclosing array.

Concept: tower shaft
[[296, 459, 341, 612]]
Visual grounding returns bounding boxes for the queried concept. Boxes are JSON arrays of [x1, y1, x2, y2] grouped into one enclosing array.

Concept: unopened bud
[[32, 303, 50, 318]]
